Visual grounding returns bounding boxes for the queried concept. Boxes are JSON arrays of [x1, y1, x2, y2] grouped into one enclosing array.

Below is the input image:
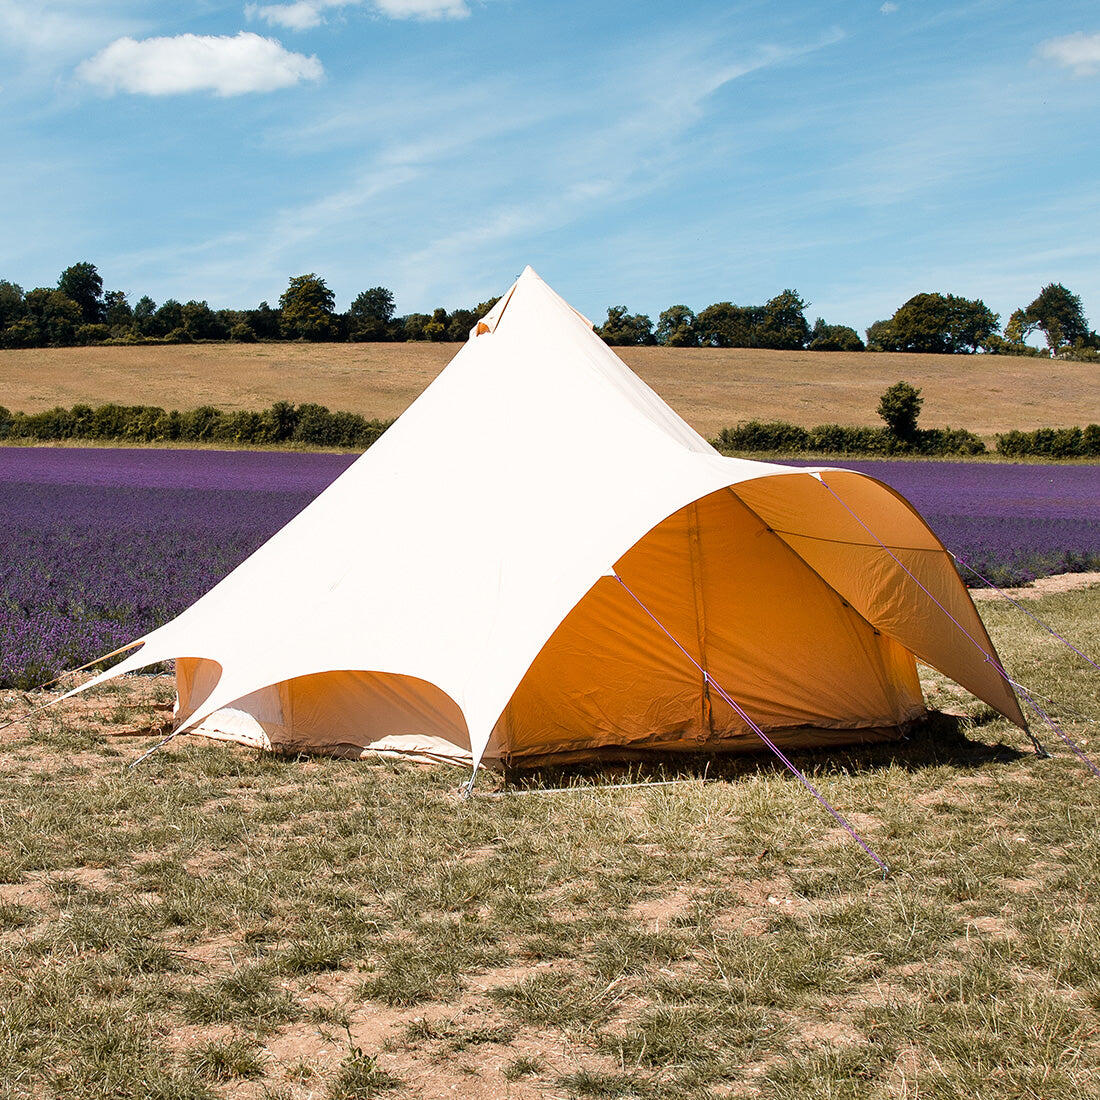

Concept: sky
[[1, 1, 1098, 332]]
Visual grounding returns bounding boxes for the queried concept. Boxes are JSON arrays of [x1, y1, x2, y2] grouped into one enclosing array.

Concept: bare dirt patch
[[969, 571, 1100, 601]]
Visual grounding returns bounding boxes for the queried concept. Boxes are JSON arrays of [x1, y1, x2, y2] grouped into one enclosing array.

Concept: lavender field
[[1, 447, 1097, 689]]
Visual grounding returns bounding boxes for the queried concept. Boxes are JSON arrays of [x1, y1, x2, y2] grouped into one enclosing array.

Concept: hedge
[[995, 425, 1100, 458], [714, 420, 986, 456], [1, 402, 1096, 459], [0, 401, 392, 450]]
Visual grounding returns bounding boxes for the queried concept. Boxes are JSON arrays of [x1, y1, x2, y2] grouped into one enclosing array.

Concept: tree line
[[0, 262, 1095, 359]]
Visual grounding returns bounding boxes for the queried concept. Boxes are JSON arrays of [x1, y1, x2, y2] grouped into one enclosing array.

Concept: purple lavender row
[[0, 448, 1096, 689]]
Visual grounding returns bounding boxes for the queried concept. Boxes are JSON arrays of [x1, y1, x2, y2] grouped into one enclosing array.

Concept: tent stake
[[128, 728, 184, 769]]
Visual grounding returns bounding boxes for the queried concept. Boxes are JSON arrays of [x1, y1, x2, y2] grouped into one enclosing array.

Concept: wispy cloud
[[245, 0, 468, 31], [0, 1, 135, 61], [157, 24, 847, 308], [1036, 31, 1100, 76], [880, 3, 898, 13], [77, 31, 323, 96]]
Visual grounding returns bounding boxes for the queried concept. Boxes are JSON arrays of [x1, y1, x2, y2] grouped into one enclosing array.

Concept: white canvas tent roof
[[69, 266, 1025, 776]]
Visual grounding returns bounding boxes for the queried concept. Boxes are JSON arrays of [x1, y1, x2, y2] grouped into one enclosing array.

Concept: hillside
[[2, 342, 1094, 439]]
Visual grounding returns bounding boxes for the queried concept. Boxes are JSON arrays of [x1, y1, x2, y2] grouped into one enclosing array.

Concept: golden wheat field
[[2, 343, 1095, 439]]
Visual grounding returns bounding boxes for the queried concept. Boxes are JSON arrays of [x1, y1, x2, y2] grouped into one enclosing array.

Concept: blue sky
[[1, 1, 1098, 332]]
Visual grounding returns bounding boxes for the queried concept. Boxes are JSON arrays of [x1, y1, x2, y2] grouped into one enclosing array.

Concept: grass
[[0, 585, 1098, 1097], [2, 341, 1098, 439]]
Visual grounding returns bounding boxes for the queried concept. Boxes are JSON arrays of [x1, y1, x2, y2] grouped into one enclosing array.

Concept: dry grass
[[2, 343, 1096, 438], [1, 586, 1099, 1098]]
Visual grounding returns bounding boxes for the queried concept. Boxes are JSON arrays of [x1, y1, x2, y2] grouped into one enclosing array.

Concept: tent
[[69, 266, 1026, 781]]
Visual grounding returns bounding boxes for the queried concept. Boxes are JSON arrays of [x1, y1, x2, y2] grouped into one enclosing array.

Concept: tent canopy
[[72, 266, 1025, 770]]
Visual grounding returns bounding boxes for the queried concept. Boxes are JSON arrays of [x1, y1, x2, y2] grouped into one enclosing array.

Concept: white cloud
[[76, 31, 323, 96], [246, 0, 468, 31], [374, 0, 469, 17], [245, 2, 325, 31], [880, 3, 898, 13], [1036, 32, 1100, 76]]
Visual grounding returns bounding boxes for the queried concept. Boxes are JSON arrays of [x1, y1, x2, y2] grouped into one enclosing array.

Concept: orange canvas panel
[[733, 471, 1025, 726], [494, 486, 925, 762]]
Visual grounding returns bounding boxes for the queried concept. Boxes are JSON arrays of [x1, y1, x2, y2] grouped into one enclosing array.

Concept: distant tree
[[103, 290, 133, 331], [0, 280, 24, 330], [401, 313, 431, 341], [1002, 308, 1035, 347], [695, 302, 760, 348], [76, 323, 110, 344], [181, 300, 226, 341], [247, 301, 281, 341], [1024, 283, 1089, 352], [1, 317, 38, 348], [656, 305, 699, 347], [152, 299, 184, 337], [949, 296, 1000, 352], [348, 286, 396, 341], [133, 295, 157, 335], [57, 262, 104, 324], [886, 292, 998, 353], [597, 306, 655, 346], [230, 321, 257, 342], [808, 318, 865, 351], [865, 319, 895, 351], [280, 274, 335, 341], [423, 307, 449, 342], [755, 289, 810, 350], [877, 380, 923, 440], [23, 288, 83, 345]]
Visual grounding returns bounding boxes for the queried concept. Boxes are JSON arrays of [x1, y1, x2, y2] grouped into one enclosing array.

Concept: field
[[2, 584, 1099, 1098], [3, 447, 1100, 1097], [3, 343, 1098, 439]]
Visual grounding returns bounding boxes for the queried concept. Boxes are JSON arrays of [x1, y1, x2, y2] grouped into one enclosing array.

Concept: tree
[[1003, 308, 1035, 347], [695, 302, 760, 348], [103, 290, 133, 330], [1024, 283, 1089, 352], [865, 319, 895, 351], [808, 318, 865, 351], [443, 310, 475, 341], [152, 299, 183, 337], [133, 295, 157, 335], [23, 288, 83, 345], [247, 301, 281, 341], [0, 280, 24, 330], [57, 262, 104, 324], [423, 307, 449, 342], [280, 273, 335, 341], [597, 306, 655, 346], [886, 292, 998, 353], [348, 286, 396, 341], [757, 289, 811, 350], [877, 380, 923, 440], [401, 313, 431, 341], [948, 296, 1000, 352], [181, 300, 226, 341], [656, 305, 699, 347]]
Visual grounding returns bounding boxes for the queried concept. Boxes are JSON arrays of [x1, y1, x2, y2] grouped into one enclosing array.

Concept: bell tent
[[68, 267, 1025, 782]]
